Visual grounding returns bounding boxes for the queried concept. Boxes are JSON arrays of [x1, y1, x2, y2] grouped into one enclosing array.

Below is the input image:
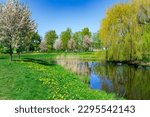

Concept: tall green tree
[[73, 31, 82, 51], [100, 2, 142, 61], [45, 30, 58, 51], [28, 32, 41, 52], [60, 28, 72, 51], [92, 32, 102, 50], [136, 0, 150, 60], [81, 27, 92, 38], [0, 0, 36, 62]]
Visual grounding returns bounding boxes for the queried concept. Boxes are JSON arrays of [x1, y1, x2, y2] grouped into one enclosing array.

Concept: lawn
[[0, 53, 117, 100]]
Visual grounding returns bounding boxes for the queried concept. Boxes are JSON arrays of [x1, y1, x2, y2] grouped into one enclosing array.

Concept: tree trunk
[[9, 45, 13, 62]]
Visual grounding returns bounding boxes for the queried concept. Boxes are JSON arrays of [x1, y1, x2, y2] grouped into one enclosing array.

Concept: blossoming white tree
[[67, 38, 76, 51], [0, 0, 36, 62], [83, 35, 91, 51], [53, 39, 62, 51], [39, 40, 48, 52]]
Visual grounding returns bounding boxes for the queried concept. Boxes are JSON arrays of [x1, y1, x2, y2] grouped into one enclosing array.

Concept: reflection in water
[[56, 56, 150, 100], [56, 55, 90, 76], [90, 73, 113, 91], [90, 73, 101, 89]]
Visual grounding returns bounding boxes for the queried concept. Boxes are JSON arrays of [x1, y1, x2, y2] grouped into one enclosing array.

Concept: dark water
[[56, 58, 150, 100]]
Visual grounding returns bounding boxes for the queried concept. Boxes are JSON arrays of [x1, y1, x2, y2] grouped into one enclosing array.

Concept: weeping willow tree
[[0, 0, 36, 62], [136, 0, 150, 61], [100, 3, 134, 61], [100, 0, 150, 62]]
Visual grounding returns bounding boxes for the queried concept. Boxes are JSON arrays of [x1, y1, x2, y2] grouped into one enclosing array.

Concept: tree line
[[100, 0, 150, 62], [41, 28, 101, 52]]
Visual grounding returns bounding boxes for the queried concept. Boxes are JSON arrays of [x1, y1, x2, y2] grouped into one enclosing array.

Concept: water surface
[[56, 56, 150, 100]]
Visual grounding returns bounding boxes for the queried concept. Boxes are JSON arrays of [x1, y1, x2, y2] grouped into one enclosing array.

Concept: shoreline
[[106, 60, 150, 69]]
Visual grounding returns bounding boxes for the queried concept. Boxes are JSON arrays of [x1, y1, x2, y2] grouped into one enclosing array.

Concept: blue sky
[[0, 0, 121, 38]]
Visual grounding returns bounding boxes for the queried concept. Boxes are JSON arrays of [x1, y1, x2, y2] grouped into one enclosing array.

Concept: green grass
[[0, 53, 117, 100], [0, 60, 50, 99]]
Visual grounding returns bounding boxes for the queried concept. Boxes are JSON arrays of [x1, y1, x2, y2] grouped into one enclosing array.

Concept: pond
[[56, 56, 150, 100]]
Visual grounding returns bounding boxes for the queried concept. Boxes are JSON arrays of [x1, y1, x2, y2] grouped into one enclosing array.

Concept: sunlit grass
[[0, 52, 118, 100]]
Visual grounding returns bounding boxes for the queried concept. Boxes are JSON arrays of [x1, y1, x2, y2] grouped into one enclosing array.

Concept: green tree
[[60, 28, 72, 51], [136, 0, 150, 61], [81, 28, 92, 51], [92, 32, 102, 50], [45, 30, 58, 51], [100, 2, 142, 61], [81, 27, 92, 38], [0, 42, 4, 53], [28, 32, 41, 52], [142, 25, 150, 60], [73, 31, 82, 51]]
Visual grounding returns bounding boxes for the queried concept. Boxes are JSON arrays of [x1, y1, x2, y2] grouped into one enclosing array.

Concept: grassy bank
[[68, 51, 150, 67], [56, 51, 106, 61], [0, 53, 116, 100]]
